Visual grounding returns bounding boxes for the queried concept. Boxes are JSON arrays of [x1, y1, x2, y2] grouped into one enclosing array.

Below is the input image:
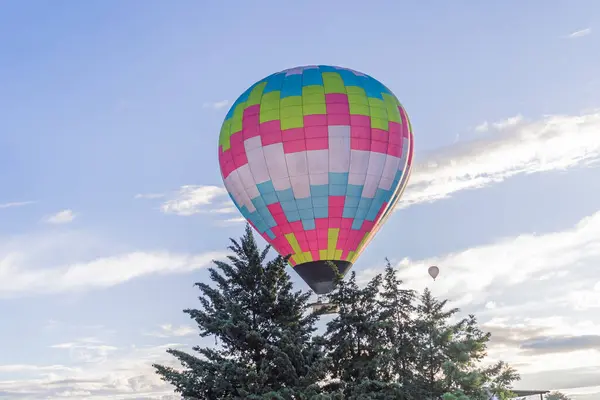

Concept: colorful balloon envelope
[[218, 65, 414, 294]]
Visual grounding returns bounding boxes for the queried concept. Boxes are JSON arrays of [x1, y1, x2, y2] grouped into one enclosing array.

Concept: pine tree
[[438, 313, 519, 399], [414, 287, 460, 399], [357, 263, 520, 400], [322, 271, 393, 398], [414, 290, 520, 400], [378, 261, 418, 398], [153, 225, 328, 399], [322, 262, 519, 400]]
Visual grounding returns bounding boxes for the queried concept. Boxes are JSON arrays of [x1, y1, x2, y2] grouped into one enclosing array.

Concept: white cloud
[[135, 193, 166, 200], [474, 115, 524, 133], [485, 301, 497, 309], [44, 209, 76, 224], [0, 230, 227, 297], [568, 28, 592, 38], [474, 121, 489, 133], [51, 338, 118, 363], [401, 110, 600, 208], [220, 216, 246, 224], [137, 186, 240, 223], [159, 110, 600, 220], [213, 206, 237, 214], [0, 364, 75, 373], [353, 209, 600, 393], [562, 385, 600, 400], [0, 201, 35, 209], [160, 185, 231, 216], [0, 341, 191, 399], [0, 250, 225, 297], [376, 210, 600, 310], [491, 114, 523, 130], [566, 284, 600, 310], [144, 324, 197, 338], [203, 100, 229, 110]]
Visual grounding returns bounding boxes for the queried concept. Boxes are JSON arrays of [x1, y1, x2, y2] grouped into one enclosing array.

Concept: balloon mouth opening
[[292, 260, 353, 295]]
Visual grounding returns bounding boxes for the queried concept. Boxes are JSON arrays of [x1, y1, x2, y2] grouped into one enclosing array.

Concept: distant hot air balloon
[[428, 266, 439, 280], [218, 65, 414, 295]]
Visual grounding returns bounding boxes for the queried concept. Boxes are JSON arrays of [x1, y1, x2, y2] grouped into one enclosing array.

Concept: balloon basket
[[309, 295, 338, 314]]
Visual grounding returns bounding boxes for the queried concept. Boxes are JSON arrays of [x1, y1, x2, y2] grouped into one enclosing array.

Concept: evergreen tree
[[414, 287, 460, 399], [415, 290, 519, 400], [153, 225, 328, 399], [378, 261, 418, 398], [154, 235, 520, 400], [324, 262, 520, 400], [322, 271, 392, 398]]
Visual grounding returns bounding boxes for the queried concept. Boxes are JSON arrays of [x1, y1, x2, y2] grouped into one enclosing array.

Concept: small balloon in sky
[[428, 266, 440, 280], [217, 65, 414, 295]]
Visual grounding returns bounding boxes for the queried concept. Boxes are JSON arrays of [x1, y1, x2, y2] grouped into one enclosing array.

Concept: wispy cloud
[[0, 201, 35, 209], [361, 209, 600, 310], [159, 185, 230, 216], [134, 193, 166, 200], [44, 209, 76, 224], [473, 115, 523, 133], [0, 342, 191, 399], [159, 110, 600, 220], [138, 185, 241, 225], [0, 231, 226, 297], [474, 121, 489, 133], [567, 28, 592, 38], [355, 209, 600, 394], [219, 216, 246, 225], [203, 100, 229, 110], [561, 384, 600, 400], [0, 364, 75, 373], [520, 335, 600, 355], [51, 338, 118, 363], [144, 324, 197, 338], [0, 250, 225, 297], [401, 110, 600, 207], [491, 114, 523, 130]]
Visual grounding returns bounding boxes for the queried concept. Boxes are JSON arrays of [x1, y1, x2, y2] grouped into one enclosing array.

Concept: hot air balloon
[[428, 266, 439, 280], [218, 65, 414, 295]]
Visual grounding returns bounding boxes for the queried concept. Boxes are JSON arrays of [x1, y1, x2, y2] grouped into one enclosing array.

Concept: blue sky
[[1, 1, 600, 398]]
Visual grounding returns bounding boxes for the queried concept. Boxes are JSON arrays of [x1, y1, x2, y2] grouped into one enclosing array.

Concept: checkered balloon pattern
[[218, 65, 414, 275]]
